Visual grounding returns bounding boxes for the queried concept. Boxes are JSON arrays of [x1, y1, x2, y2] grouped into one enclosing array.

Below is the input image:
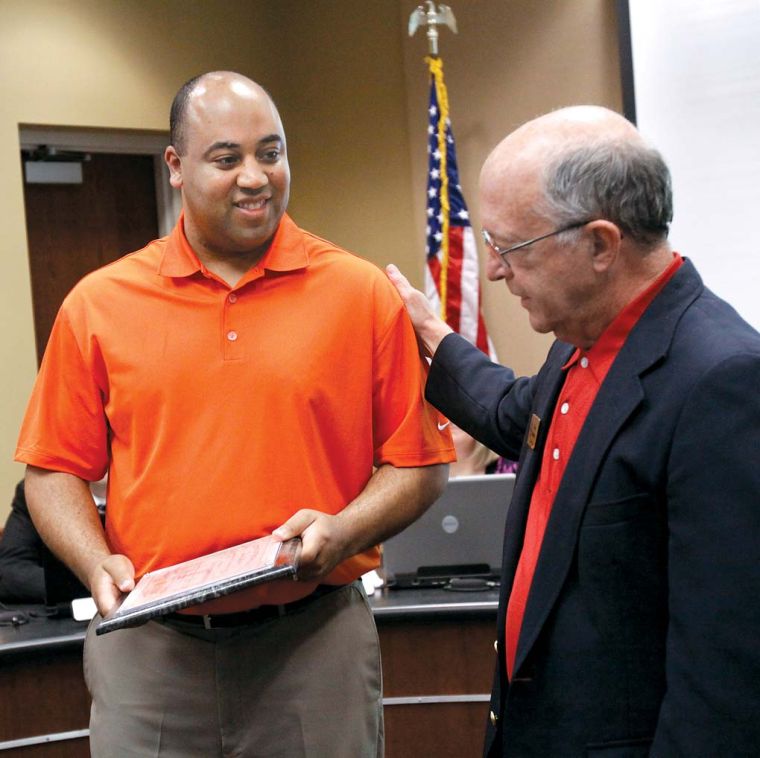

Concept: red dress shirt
[[505, 254, 683, 678]]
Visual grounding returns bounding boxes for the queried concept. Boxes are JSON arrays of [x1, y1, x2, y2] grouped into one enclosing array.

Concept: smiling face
[[165, 74, 290, 266]]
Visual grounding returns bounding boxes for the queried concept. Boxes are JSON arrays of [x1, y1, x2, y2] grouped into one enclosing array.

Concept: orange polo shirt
[[16, 213, 454, 608], [505, 254, 683, 677]]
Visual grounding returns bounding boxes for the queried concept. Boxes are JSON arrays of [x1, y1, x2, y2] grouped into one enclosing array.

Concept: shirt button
[[552, 448, 560, 460], [560, 402, 570, 414], [227, 330, 238, 342], [228, 293, 238, 303], [580, 356, 589, 368]]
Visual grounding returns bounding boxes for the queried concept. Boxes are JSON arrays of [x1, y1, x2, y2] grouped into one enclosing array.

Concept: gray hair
[[539, 139, 673, 249]]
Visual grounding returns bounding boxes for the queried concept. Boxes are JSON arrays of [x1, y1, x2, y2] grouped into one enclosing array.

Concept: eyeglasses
[[481, 220, 592, 267]]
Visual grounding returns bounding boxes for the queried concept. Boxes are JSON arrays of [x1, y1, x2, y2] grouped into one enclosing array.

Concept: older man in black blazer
[[387, 106, 760, 757]]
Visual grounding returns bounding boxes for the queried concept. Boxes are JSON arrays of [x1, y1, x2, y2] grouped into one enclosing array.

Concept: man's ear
[[165, 146, 182, 189], [588, 220, 622, 273]]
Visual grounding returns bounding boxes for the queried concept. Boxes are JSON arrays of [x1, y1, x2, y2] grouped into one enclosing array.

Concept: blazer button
[[490, 710, 498, 726], [493, 639, 498, 653]]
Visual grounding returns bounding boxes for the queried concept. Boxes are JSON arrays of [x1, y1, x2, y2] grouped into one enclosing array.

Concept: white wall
[[629, 0, 760, 329]]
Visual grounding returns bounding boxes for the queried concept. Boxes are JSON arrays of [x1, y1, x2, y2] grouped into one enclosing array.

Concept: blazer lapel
[[498, 342, 573, 612]]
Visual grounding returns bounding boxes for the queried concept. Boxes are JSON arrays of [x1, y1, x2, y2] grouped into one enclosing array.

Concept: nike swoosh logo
[[437, 421, 450, 431]]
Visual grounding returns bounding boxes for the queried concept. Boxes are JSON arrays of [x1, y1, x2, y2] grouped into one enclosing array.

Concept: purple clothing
[[488, 457, 519, 475]]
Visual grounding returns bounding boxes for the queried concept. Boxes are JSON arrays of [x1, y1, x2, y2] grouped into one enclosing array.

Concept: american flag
[[424, 56, 494, 356]]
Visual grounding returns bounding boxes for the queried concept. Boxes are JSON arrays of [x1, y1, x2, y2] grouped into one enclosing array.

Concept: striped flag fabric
[[424, 55, 494, 357]]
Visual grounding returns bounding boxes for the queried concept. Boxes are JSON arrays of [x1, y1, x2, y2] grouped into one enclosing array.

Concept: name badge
[[527, 414, 541, 450]]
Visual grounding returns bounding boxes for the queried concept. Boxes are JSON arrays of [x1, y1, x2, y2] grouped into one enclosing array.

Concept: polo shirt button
[[228, 293, 238, 303], [580, 356, 589, 368], [490, 710, 498, 726], [552, 448, 560, 460], [227, 330, 238, 342], [560, 402, 569, 414]]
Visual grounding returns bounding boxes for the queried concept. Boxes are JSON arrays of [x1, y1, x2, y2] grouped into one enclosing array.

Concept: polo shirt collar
[[259, 214, 309, 272], [157, 212, 308, 279]]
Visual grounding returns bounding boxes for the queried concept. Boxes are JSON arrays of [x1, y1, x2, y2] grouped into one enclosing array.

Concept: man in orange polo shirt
[[388, 106, 760, 756], [16, 71, 453, 757]]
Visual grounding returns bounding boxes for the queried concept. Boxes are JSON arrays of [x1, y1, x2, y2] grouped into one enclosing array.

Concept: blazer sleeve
[[653, 351, 760, 754], [425, 332, 538, 460]]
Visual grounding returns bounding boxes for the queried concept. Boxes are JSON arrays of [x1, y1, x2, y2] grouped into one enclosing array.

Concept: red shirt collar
[[564, 253, 684, 371]]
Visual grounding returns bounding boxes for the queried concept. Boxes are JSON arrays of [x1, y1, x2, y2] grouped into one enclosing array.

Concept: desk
[[0, 612, 90, 757], [374, 587, 498, 758], [0, 590, 498, 757]]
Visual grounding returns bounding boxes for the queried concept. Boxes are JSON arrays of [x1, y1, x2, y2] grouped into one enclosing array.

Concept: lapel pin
[[527, 414, 541, 450]]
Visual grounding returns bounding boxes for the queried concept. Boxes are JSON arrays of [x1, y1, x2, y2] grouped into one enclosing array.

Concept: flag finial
[[408, 2, 458, 57]]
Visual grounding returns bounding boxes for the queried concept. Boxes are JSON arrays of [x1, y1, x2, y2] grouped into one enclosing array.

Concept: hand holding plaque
[[96, 535, 301, 634]]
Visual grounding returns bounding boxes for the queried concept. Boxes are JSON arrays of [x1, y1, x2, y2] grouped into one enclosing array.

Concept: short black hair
[[169, 73, 205, 155]]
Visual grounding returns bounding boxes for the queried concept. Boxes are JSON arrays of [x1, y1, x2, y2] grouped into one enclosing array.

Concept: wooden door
[[23, 153, 160, 364]]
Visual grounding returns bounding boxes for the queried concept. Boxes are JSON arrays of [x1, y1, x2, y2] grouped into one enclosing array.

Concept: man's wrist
[[419, 318, 454, 357]]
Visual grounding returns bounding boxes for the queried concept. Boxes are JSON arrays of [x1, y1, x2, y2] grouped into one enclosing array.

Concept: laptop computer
[[382, 473, 515, 588]]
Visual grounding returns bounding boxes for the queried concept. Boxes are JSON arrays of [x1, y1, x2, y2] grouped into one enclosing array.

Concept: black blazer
[[426, 259, 760, 756]]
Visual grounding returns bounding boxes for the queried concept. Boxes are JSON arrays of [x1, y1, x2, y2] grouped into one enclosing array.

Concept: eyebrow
[[258, 134, 283, 146], [203, 135, 283, 159]]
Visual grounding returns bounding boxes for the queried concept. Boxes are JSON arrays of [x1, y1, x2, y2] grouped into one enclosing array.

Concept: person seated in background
[[449, 422, 518, 478], [0, 481, 45, 603], [0, 479, 107, 604]]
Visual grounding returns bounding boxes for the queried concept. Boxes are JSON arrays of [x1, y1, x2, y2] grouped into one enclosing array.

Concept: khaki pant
[[84, 583, 384, 757]]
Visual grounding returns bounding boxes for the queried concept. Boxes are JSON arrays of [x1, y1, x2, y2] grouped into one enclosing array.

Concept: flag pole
[[409, 3, 458, 320], [409, 4, 495, 358]]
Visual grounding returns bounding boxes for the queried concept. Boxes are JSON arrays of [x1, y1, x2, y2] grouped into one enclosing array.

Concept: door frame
[[19, 126, 181, 237]]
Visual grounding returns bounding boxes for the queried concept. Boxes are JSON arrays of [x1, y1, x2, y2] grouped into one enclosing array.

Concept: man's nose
[[237, 158, 268, 189], [485, 249, 509, 282]]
